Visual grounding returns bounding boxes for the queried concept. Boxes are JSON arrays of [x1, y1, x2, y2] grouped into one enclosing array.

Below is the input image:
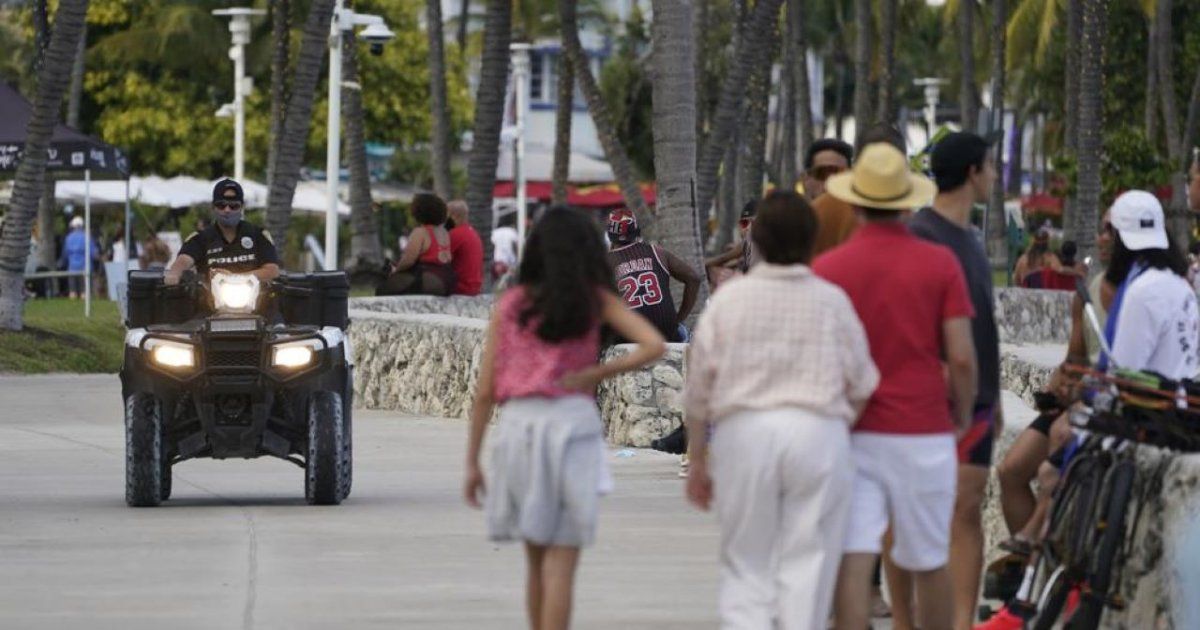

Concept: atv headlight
[[212, 274, 261, 313], [144, 338, 196, 369], [271, 339, 322, 369]]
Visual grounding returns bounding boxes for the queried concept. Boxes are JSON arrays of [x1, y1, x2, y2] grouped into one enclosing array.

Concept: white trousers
[[710, 408, 853, 630]]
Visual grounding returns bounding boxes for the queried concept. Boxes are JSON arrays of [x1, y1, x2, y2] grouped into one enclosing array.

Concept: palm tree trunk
[[650, 0, 708, 318], [852, 0, 872, 135], [875, 0, 896, 124], [1144, 16, 1158, 143], [267, 0, 291, 190], [779, 2, 797, 191], [1156, 0, 1182, 163], [986, 0, 1007, 271], [32, 0, 50, 73], [1155, 0, 1190, 244], [738, 22, 777, 202], [1074, 0, 1106, 257], [343, 7, 382, 273], [266, 0, 336, 250], [427, 0, 454, 199], [551, 54, 574, 205], [464, 0, 512, 259], [1064, 0, 1082, 153], [0, 0, 89, 331], [694, 0, 710, 146], [693, 0, 784, 231], [1184, 67, 1200, 161], [717, 135, 739, 251], [834, 55, 846, 139], [793, 0, 814, 156], [457, 0, 470, 55], [957, 0, 978, 132], [66, 24, 86, 128], [560, 0, 647, 214]]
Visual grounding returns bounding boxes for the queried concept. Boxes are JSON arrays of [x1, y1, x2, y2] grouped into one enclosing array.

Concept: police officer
[[164, 179, 281, 285]]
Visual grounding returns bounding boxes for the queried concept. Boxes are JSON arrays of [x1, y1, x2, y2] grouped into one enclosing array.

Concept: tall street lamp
[[213, 8, 265, 181], [510, 44, 531, 259], [325, 1, 394, 270]]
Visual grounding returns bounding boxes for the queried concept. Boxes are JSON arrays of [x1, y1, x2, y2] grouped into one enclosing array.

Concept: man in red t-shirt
[[812, 143, 978, 630], [447, 200, 484, 295]]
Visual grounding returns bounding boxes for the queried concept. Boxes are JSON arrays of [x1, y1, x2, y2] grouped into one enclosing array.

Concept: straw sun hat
[[825, 143, 936, 211]]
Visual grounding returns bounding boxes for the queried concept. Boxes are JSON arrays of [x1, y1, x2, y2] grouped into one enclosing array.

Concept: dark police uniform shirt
[[179, 221, 279, 275], [608, 241, 681, 342]]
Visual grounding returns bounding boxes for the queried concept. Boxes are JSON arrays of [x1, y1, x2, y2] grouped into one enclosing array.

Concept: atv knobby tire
[[306, 391, 349, 505], [125, 393, 164, 507]]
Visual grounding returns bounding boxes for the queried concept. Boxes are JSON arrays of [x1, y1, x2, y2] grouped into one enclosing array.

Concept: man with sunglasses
[[802, 138, 853, 202], [164, 179, 281, 286], [812, 126, 908, 256]]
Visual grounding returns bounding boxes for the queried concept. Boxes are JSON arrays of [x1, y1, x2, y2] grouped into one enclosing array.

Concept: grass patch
[[0, 299, 125, 374]]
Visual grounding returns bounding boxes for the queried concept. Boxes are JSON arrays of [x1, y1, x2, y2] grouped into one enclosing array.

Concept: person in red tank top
[[463, 207, 665, 630], [377, 193, 457, 296], [446, 200, 484, 295]]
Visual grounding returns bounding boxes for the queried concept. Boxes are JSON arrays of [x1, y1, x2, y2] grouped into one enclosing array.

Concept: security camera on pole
[[212, 8, 266, 181], [324, 1, 395, 271]]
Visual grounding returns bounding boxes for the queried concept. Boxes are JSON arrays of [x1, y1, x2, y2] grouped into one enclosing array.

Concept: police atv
[[119, 269, 353, 507]]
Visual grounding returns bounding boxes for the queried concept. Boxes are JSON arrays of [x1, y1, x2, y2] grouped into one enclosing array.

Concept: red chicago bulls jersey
[[608, 241, 680, 341]]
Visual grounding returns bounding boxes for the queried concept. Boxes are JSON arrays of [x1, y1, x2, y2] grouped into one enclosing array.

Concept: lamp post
[[913, 77, 949, 144], [510, 43, 531, 259], [212, 8, 265, 181], [324, 1, 394, 270]]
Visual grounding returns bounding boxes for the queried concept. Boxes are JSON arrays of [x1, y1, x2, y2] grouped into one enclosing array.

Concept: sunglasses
[[214, 200, 243, 210], [808, 165, 846, 182]]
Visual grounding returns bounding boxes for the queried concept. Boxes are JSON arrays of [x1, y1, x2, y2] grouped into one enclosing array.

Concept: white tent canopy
[[53, 175, 348, 214], [495, 144, 614, 182]]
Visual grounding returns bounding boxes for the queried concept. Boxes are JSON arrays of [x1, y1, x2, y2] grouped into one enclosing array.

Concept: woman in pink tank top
[[463, 207, 665, 630]]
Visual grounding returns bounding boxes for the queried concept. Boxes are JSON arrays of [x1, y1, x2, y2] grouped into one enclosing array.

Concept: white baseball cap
[[69, 216, 84, 229], [1110, 190, 1168, 251]]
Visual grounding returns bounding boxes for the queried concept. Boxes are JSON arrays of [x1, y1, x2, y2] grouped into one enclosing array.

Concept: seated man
[[164, 179, 281, 286], [446, 200, 484, 296], [704, 200, 760, 286], [607, 208, 701, 343]]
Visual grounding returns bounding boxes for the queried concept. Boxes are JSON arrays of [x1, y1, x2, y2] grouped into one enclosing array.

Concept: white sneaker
[[678, 454, 689, 478]]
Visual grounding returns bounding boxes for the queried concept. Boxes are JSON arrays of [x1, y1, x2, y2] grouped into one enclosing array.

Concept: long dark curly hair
[[517, 206, 616, 342]]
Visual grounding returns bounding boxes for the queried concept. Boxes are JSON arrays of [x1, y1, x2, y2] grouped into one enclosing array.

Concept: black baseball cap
[[930, 131, 1002, 192], [213, 178, 244, 202]]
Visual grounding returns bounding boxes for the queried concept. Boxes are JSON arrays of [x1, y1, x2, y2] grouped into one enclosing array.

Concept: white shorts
[[842, 432, 957, 571]]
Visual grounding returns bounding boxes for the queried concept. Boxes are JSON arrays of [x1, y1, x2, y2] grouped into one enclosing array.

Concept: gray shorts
[[485, 396, 610, 547]]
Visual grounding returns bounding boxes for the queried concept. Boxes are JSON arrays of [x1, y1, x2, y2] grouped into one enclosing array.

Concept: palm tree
[[266, 0, 338, 252], [458, 0, 471, 54], [793, 0, 814, 161], [343, 2, 383, 274], [560, 0, 647, 214], [853, 0, 872, 134], [1144, 9, 1157, 141], [551, 54, 573, 205], [739, 23, 777, 200], [779, 0, 799, 190], [1154, 0, 1193, 244], [957, 0, 978, 132], [0, 0, 89, 331], [1073, 0, 1106, 255], [464, 0, 513, 258], [650, 0, 708, 314], [1063, 0, 1082, 153], [266, 0, 290, 191], [876, 0, 897, 124], [427, 0, 454, 199], [694, 0, 784, 231], [987, 0, 1008, 270]]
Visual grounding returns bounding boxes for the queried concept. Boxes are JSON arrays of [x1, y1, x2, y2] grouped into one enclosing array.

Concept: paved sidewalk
[[0, 375, 722, 629]]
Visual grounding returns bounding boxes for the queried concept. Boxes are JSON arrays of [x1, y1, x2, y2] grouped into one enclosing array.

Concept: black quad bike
[[119, 269, 353, 507]]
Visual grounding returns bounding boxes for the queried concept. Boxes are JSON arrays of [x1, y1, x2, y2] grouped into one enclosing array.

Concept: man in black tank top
[[606, 209, 701, 342]]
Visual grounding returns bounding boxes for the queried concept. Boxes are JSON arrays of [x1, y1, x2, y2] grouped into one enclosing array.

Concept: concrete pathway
[[0, 375, 722, 629]]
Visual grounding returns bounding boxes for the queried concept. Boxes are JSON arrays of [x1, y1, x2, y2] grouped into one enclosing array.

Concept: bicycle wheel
[[1030, 565, 1073, 630], [1070, 459, 1136, 630]]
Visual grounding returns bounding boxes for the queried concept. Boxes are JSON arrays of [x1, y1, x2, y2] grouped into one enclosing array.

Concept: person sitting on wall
[[446, 199, 484, 296], [377, 193, 457, 297]]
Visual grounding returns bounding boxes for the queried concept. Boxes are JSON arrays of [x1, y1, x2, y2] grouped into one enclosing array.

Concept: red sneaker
[[1065, 587, 1081, 618], [973, 606, 1025, 630]]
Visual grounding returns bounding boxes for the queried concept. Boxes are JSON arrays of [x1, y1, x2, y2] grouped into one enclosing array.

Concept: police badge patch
[[241, 236, 254, 249]]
